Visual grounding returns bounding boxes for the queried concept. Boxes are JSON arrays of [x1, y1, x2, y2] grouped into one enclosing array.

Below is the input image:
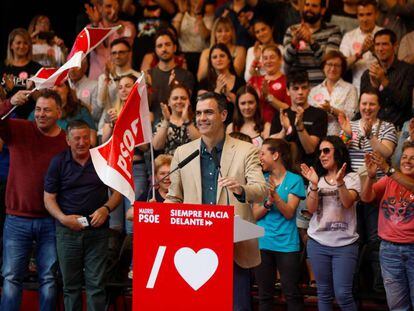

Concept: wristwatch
[[386, 167, 396, 177]]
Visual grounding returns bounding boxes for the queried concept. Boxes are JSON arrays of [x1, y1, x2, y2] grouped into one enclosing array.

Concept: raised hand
[[319, 100, 331, 113], [85, 3, 101, 26], [364, 152, 378, 178], [181, 101, 190, 123], [362, 119, 373, 138], [168, 69, 177, 86], [300, 163, 319, 186], [371, 151, 389, 172], [361, 35, 374, 54], [294, 106, 304, 127], [279, 109, 291, 132], [335, 163, 347, 184], [160, 102, 171, 122], [338, 113, 352, 136], [107, 108, 118, 123]]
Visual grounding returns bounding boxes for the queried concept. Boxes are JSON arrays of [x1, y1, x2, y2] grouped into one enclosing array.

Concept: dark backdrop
[[0, 0, 84, 63]]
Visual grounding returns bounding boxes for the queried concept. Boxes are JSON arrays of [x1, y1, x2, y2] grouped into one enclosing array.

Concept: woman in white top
[[308, 50, 358, 136], [226, 85, 270, 147], [197, 16, 246, 81], [301, 135, 361, 311], [172, 0, 214, 74]]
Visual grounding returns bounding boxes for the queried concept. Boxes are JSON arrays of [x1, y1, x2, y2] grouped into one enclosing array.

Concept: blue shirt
[[44, 148, 108, 220], [257, 171, 306, 252], [200, 139, 223, 205]]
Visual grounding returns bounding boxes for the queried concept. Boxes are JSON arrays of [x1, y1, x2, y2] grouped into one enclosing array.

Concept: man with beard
[[95, 38, 139, 134], [360, 29, 414, 129], [147, 29, 195, 124], [283, 0, 342, 86], [85, 0, 136, 80], [340, 0, 382, 93]]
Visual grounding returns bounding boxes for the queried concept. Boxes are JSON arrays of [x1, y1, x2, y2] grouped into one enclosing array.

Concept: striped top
[[346, 119, 397, 177], [283, 22, 342, 86]]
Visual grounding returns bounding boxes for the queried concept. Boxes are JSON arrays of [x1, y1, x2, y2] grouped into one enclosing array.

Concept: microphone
[[153, 149, 200, 188], [211, 147, 230, 206], [177, 149, 200, 169]]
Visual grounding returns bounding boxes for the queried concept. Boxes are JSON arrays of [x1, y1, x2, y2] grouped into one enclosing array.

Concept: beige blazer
[[166, 135, 267, 268]]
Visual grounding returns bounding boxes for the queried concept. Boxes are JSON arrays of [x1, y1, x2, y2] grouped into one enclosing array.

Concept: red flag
[[90, 75, 152, 203], [29, 26, 119, 89]]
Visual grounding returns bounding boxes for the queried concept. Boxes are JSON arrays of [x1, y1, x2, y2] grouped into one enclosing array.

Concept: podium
[[132, 201, 264, 311]]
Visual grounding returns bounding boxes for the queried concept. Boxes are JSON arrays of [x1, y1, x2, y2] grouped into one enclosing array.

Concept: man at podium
[[166, 91, 267, 310]]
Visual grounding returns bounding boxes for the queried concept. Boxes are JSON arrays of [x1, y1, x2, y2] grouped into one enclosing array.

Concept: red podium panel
[[133, 201, 233, 311]]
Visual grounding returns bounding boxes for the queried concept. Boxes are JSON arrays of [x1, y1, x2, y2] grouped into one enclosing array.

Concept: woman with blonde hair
[[1, 28, 41, 117], [197, 16, 246, 81]]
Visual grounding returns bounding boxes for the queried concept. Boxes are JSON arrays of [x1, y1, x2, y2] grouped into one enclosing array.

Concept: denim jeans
[[110, 162, 148, 234], [254, 249, 303, 311], [380, 240, 414, 311], [0, 215, 57, 311], [234, 263, 251, 311], [307, 238, 358, 311], [56, 225, 109, 311]]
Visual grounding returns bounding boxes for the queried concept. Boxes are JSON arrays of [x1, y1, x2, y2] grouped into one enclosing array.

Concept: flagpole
[[150, 141, 156, 200], [1, 88, 37, 120]]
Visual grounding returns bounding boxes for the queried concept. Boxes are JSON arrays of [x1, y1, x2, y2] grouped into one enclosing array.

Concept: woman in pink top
[[361, 142, 414, 311]]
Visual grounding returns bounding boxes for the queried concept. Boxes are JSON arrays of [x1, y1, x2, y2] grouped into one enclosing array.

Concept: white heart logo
[[174, 247, 219, 291]]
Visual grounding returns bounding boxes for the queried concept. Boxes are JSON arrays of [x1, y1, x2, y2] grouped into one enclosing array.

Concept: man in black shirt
[[147, 29, 195, 124], [360, 28, 414, 129], [270, 70, 327, 168]]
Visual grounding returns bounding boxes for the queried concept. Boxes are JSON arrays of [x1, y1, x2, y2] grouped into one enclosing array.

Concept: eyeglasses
[[111, 50, 130, 56], [319, 147, 334, 155], [325, 62, 341, 69]]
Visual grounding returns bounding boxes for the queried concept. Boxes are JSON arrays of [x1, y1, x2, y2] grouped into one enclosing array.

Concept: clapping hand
[[363, 119, 373, 138], [338, 113, 352, 136], [335, 163, 347, 185], [364, 152, 378, 178], [300, 163, 319, 187], [279, 109, 291, 132], [160, 102, 171, 122]]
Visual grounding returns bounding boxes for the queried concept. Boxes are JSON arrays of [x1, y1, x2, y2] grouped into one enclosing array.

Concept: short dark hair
[[359, 87, 380, 103], [322, 50, 347, 76], [37, 89, 62, 108], [262, 138, 293, 171], [286, 70, 309, 88], [374, 28, 397, 45], [357, 0, 378, 10], [154, 28, 177, 47], [315, 136, 353, 177], [67, 120, 90, 134], [197, 92, 227, 112], [110, 37, 131, 50]]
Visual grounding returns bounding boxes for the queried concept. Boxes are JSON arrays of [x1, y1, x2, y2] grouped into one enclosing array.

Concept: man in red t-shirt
[[362, 143, 414, 310], [0, 89, 67, 311]]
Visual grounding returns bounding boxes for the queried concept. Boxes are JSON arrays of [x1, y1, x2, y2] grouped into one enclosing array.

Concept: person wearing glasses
[[338, 88, 397, 293], [96, 38, 139, 138], [308, 50, 358, 136], [300, 136, 361, 311]]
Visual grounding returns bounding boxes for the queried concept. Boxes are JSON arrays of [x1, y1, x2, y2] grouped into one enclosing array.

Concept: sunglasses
[[319, 147, 334, 155]]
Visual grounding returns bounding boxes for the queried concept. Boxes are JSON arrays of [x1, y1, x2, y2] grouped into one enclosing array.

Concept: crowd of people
[[0, 0, 414, 310]]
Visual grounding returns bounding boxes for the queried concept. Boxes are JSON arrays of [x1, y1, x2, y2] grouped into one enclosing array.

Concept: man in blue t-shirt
[[44, 120, 122, 311]]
